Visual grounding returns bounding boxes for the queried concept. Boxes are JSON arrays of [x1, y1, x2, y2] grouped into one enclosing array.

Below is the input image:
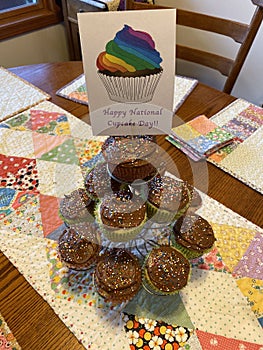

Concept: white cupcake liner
[[98, 70, 163, 103]]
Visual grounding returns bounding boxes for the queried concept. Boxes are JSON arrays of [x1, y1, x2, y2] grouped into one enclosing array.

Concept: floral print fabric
[[0, 313, 21, 350]]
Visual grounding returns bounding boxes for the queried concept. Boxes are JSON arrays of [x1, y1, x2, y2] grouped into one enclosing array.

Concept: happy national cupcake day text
[[103, 107, 164, 118], [103, 107, 163, 129]]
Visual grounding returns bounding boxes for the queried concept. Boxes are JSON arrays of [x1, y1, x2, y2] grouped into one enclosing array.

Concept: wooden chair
[[125, 0, 263, 94]]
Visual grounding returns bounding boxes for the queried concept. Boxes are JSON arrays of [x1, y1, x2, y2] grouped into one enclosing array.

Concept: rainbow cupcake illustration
[[96, 24, 163, 103]]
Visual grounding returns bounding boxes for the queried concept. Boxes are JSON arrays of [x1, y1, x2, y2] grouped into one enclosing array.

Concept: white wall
[[0, 24, 69, 68], [157, 0, 263, 106], [1, 2, 262, 105]]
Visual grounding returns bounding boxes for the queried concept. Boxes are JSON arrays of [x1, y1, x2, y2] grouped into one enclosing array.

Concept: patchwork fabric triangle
[[36, 159, 84, 198], [39, 138, 79, 165], [236, 277, 263, 325], [39, 194, 63, 237], [30, 109, 71, 135], [0, 154, 39, 192], [196, 329, 263, 350], [123, 312, 193, 349], [180, 268, 262, 344], [0, 196, 43, 237], [191, 246, 231, 273], [74, 138, 104, 167], [0, 128, 35, 158], [233, 231, 263, 280], [210, 223, 257, 271], [0, 187, 36, 219], [2, 112, 32, 131], [32, 131, 70, 158]]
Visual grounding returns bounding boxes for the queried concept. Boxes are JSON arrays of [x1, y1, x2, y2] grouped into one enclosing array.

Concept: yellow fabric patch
[[236, 277, 263, 317], [171, 123, 200, 141], [210, 223, 256, 271]]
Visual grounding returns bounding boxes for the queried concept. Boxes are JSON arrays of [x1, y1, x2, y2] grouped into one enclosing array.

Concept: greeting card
[[78, 9, 176, 135]]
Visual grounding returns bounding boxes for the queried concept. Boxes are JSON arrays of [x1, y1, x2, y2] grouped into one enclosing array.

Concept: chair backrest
[[125, 0, 263, 94]]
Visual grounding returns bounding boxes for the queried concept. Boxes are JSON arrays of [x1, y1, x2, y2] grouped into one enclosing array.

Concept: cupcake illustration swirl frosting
[[97, 24, 163, 103]]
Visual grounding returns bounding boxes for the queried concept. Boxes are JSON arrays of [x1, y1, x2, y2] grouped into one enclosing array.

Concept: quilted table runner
[[0, 101, 262, 350]]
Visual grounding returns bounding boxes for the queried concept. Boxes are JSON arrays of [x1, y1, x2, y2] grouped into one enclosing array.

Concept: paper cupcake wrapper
[[146, 201, 188, 224], [98, 70, 163, 103], [170, 235, 214, 259], [99, 217, 147, 242], [58, 208, 96, 225]]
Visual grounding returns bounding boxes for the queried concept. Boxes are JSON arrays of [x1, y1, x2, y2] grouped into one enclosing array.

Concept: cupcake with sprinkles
[[172, 213, 216, 259], [146, 175, 191, 224], [142, 245, 191, 295], [95, 248, 142, 304], [58, 225, 101, 270], [101, 135, 159, 183], [96, 190, 147, 242], [59, 188, 96, 225], [96, 24, 163, 103], [84, 161, 122, 201]]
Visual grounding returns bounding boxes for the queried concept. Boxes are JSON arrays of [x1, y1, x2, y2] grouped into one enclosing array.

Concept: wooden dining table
[[0, 61, 262, 350]]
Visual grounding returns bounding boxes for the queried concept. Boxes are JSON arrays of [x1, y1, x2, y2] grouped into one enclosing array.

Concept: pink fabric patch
[[30, 110, 64, 131], [39, 194, 63, 237], [196, 329, 263, 350], [188, 115, 217, 134]]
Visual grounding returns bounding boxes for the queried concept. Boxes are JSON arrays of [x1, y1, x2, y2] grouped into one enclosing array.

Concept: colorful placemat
[[56, 74, 198, 113], [168, 98, 263, 194], [0, 101, 262, 350], [0, 66, 50, 122], [0, 311, 21, 350]]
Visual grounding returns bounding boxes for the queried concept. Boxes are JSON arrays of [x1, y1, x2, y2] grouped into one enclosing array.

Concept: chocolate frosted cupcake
[[143, 245, 190, 295], [172, 214, 216, 259], [102, 135, 158, 183], [95, 248, 142, 304], [59, 188, 95, 225], [96, 190, 147, 242], [146, 175, 191, 224], [58, 225, 101, 270], [84, 162, 122, 201]]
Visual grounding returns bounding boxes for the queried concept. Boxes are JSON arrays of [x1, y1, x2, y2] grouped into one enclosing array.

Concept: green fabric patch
[[124, 287, 194, 329], [39, 139, 79, 165]]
